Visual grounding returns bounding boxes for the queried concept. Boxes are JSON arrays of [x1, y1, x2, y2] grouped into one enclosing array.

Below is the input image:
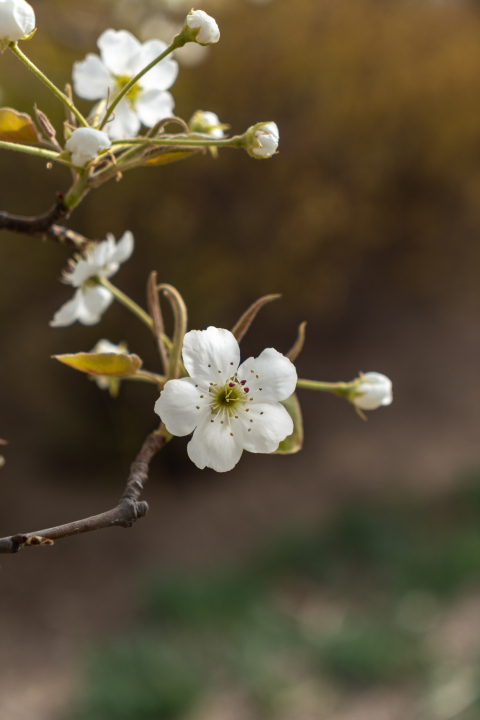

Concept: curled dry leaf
[[231, 294, 281, 344], [286, 321, 307, 362]]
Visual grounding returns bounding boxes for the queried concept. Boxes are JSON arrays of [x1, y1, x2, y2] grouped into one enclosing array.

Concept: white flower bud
[[186, 10, 220, 46], [252, 122, 279, 158], [0, 0, 35, 43], [353, 372, 393, 411], [189, 110, 225, 138], [65, 127, 111, 167]]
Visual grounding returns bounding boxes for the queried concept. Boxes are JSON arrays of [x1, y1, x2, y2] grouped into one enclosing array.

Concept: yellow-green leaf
[[53, 352, 143, 377], [0, 107, 40, 144], [144, 149, 197, 166], [275, 393, 304, 454]]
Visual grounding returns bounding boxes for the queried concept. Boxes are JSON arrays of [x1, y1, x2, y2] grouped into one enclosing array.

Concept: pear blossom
[[73, 29, 179, 140], [50, 232, 134, 327], [252, 122, 279, 158], [353, 372, 393, 411], [155, 327, 297, 472], [65, 127, 111, 167], [186, 10, 220, 45], [90, 339, 128, 395], [189, 110, 225, 138], [0, 0, 35, 43]]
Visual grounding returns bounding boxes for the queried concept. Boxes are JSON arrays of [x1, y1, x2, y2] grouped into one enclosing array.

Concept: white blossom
[[186, 10, 220, 46], [252, 122, 279, 158], [90, 339, 128, 394], [155, 327, 297, 472], [353, 372, 393, 411], [73, 29, 178, 140], [189, 110, 224, 138], [0, 0, 35, 43], [50, 232, 134, 327], [65, 127, 111, 167]]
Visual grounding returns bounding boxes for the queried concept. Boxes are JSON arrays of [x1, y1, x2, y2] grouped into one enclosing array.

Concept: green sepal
[[275, 393, 304, 454]]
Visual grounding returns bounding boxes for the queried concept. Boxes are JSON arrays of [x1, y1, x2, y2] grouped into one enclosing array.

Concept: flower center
[[210, 380, 247, 416], [115, 75, 141, 106]]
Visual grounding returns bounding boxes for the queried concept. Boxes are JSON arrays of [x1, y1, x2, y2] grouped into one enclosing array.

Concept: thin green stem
[[99, 278, 153, 330], [0, 139, 61, 161], [63, 173, 91, 211], [296, 379, 350, 395], [99, 40, 181, 131], [128, 370, 165, 386], [111, 134, 245, 150], [9, 42, 89, 128]]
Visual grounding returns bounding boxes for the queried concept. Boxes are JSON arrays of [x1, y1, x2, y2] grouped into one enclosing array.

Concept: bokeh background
[[0, 0, 479, 717]]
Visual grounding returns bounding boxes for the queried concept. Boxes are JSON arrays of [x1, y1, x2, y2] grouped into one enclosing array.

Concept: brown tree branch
[[0, 430, 167, 554], [0, 193, 91, 249]]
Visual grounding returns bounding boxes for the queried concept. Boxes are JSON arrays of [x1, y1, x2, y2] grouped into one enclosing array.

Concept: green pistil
[[210, 382, 247, 416]]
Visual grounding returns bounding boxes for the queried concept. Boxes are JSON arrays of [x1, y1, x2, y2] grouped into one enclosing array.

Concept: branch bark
[[0, 193, 91, 249], [0, 430, 167, 554]]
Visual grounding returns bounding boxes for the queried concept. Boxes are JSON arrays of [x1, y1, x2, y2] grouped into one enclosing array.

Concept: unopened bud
[[350, 372, 393, 411], [244, 122, 279, 159], [185, 9, 220, 46], [65, 127, 111, 168], [0, 0, 35, 45]]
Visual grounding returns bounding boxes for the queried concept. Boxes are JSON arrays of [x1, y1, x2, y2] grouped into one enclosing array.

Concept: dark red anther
[[244, 387, 249, 393], [240, 380, 246, 385], [228, 382, 235, 387]]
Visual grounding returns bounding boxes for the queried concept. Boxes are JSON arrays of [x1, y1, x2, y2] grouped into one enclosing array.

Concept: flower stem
[[111, 134, 245, 150], [98, 40, 181, 132], [296, 379, 350, 396], [99, 278, 153, 330], [9, 42, 89, 128], [63, 173, 92, 211], [0, 139, 62, 161]]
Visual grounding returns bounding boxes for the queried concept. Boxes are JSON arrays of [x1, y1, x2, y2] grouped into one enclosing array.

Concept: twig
[[0, 193, 91, 248], [0, 430, 167, 554]]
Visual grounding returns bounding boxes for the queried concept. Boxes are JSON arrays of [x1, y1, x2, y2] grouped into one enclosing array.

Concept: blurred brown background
[[0, 0, 479, 718]]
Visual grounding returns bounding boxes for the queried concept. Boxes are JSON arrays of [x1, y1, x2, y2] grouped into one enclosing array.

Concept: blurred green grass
[[71, 471, 480, 720]]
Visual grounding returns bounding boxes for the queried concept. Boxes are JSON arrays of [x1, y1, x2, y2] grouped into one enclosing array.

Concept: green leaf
[[275, 393, 304, 454], [53, 352, 143, 378], [0, 107, 40, 144], [144, 149, 197, 165]]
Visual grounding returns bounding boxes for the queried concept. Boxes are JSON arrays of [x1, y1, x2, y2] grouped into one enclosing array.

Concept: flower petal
[[49, 289, 82, 327], [237, 348, 297, 402], [77, 286, 113, 326], [72, 54, 113, 100], [240, 399, 293, 453], [155, 377, 209, 436], [104, 98, 140, 140], [130, 40, 179, 91], [136, 89, 174, 128], [182, 327, 240, 385], [97, 29, 141, 75], [108, 231, 134, 264], [187, 415, 244, 472]]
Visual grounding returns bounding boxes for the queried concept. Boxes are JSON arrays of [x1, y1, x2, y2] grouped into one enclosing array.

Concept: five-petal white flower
[[73, 29, 179, 140], [0, 0, 35, 43], [353, 372, 393, 410], [186, 10, 220, 46], [50, 232, 134, 327], [252, 122, 279, 158], [155, 327, 297, 472], [65, 127, 111, 167]]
